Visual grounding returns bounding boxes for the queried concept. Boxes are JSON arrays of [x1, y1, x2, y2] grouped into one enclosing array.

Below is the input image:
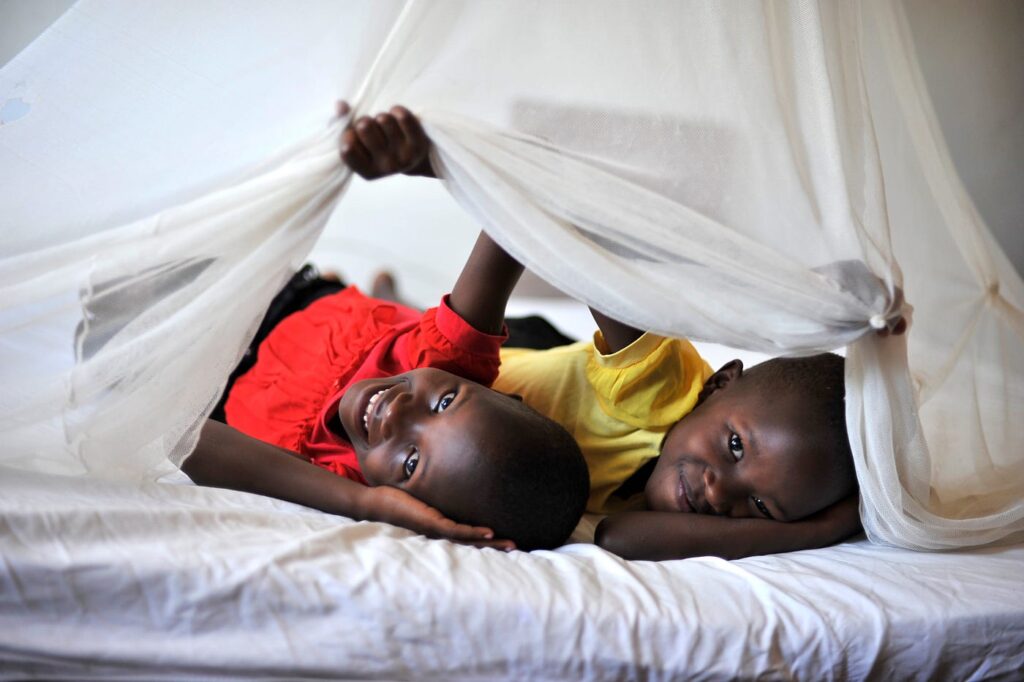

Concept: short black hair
[[743, 353, 857, 495], [474, 400, 589, 551]]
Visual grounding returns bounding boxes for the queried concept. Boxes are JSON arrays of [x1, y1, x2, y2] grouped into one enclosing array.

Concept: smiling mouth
[[676, 474, 695, 513], [363, 388, 387, 435]]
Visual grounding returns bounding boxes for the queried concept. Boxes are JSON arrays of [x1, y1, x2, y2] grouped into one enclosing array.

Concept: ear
[[696, 359, 743, 405]]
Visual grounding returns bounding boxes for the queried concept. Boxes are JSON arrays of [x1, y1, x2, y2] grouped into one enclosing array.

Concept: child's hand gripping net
[[339, 102, 434, 179]]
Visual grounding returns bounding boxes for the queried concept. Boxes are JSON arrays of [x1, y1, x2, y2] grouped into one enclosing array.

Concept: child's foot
[[371, 271, 401, 303]]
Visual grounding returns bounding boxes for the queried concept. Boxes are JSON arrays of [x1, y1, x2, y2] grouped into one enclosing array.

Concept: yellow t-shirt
[[494, 332, 712, 514]]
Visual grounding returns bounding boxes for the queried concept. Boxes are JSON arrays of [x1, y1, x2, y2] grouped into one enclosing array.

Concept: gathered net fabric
[[0, 0, 405, 480], [1, 1, 1021, 549]]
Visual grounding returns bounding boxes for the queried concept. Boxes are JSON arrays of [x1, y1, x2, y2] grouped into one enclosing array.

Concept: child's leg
[[370, 271, 402, 304]]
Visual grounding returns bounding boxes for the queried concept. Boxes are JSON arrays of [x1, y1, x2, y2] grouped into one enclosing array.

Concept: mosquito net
[[1, 0, 1021, 550]]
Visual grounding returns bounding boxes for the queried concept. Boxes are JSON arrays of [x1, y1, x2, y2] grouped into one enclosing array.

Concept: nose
[[380, 389, 415, 440], [702, 467, 744, 516]]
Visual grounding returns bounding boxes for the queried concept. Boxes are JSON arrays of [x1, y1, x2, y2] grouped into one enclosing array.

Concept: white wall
[[904, 0, 1024, 273], [2, 0, 1020, 311]]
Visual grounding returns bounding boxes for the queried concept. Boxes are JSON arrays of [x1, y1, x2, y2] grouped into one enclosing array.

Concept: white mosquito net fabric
[[1, 0, 1021, 550]]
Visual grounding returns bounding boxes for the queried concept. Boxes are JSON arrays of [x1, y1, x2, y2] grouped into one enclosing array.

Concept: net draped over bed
[[1, 0, 1022, 551]]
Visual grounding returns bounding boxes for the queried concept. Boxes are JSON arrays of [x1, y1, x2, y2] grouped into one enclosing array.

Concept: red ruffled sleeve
[[392, 295, 507, 387]]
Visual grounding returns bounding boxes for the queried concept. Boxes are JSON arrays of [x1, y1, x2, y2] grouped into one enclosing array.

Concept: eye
[[752, 496, 775, 520], [728, 432, 744, 461], [435, 391, 456, 413], [403, 449, 419, 478]]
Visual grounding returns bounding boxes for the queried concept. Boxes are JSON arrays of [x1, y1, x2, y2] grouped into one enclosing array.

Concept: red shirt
[[225, 287, 506, 483]]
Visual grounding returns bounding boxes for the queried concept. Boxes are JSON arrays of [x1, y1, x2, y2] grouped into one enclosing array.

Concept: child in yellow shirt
[[494, 318, 864, 560]]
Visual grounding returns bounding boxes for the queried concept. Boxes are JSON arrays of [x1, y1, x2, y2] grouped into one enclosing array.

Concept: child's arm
[[594, 494, 861, 560], [589, 308, 644, 354], [184, 420, 509, 547], [341, 104, 664, 343], [448, 231, 524, 335], [342, 106, 524, 334]]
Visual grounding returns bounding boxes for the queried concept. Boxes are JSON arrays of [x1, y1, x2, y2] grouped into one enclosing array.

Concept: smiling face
[[336, 367, 525, 515], [645, 359, 853, 522]]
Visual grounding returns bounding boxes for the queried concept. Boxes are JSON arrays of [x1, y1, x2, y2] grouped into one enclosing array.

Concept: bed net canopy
[[1, 0, 1022, 551]]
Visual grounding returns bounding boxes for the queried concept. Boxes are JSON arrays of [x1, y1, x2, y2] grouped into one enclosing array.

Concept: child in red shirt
[[183, 107, 589, 551]]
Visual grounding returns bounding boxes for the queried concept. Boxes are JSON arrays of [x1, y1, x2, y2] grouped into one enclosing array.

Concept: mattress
[[2, 464, 1022, 680]]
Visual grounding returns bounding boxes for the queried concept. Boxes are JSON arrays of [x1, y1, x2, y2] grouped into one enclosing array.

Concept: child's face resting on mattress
[[596, 351, 863, 560], [644, 355, 856, 523], [334, 366, 587, 548]]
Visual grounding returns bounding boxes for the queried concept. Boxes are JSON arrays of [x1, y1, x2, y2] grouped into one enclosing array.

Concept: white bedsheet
[[2, 466, 1022, 680]]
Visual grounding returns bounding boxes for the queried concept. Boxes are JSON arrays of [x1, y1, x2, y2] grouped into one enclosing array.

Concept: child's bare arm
[[594, 494, 861, 560], [449, 231, 524, 335], [184, 420, 508, 547], [340, 105, 524, 334], [589, 308, 644, 353], [339, 104, 662, 343]]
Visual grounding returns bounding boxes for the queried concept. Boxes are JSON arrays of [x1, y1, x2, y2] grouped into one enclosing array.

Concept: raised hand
[[363, 485, 515, 551], [338, 102, 435, 179]]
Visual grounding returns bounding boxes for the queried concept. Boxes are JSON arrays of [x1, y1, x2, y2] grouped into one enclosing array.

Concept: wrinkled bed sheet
[[2, 466, 1022, 681]]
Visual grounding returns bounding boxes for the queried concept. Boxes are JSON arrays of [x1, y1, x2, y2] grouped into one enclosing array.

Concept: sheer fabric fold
[[1, 0, 1021, 548]]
